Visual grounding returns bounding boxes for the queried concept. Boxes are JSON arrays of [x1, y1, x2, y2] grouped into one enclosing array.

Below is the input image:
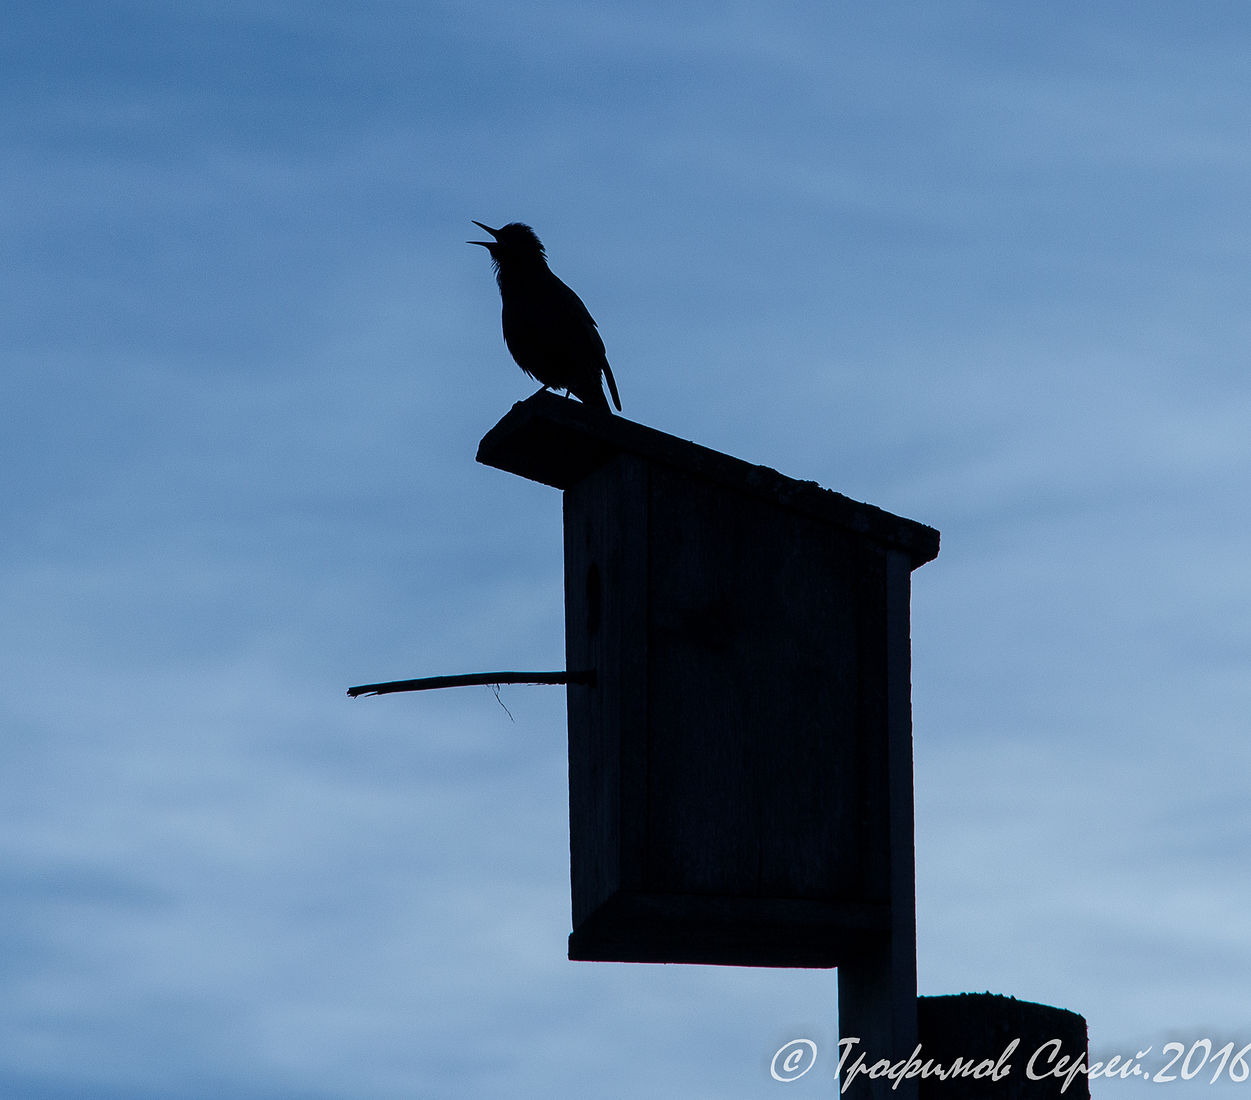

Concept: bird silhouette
[[469, 221, 622, 413]]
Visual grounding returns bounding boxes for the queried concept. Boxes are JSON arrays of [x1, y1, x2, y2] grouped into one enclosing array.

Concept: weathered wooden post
[[477, 392, 939, 1095], [917, 994, 1090, 1098]]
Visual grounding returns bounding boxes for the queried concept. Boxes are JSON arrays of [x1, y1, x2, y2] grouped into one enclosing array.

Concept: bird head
[[467, 221, 547, 266]]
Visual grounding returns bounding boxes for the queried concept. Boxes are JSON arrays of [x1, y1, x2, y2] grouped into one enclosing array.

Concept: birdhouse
[[477, 392, 939, 971]]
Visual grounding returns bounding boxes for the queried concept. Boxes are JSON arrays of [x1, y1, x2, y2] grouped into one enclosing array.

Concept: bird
[[468, 221, 622, 413]]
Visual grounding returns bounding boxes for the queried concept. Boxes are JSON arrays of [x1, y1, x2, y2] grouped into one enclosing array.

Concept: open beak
[[467, 220, 500, 247]]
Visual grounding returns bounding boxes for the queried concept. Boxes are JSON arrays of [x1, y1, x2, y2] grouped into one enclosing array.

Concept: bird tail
[[602, 361, 622, 412]]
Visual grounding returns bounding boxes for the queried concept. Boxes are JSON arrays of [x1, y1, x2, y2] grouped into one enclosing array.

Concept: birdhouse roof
[[477, 392, 939, 569]]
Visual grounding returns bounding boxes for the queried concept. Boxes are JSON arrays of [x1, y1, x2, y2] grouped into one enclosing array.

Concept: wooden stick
[[347, 669, 595, 698]]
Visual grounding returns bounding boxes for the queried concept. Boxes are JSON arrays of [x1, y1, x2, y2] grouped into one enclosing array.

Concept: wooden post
[[917, 994, 1089, 1098], [836, 548, 919, 1098]]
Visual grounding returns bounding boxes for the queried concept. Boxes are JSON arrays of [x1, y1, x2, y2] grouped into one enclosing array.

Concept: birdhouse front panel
[[564, 456, 909, 967]]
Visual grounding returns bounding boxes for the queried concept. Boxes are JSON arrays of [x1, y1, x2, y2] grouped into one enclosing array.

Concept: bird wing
[[551, 277, 621, 410], [540, 275, 607, 362], [550, 275, 601, 332]]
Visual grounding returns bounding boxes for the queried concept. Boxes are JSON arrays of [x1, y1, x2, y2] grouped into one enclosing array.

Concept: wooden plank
[[564, 455, 650, 926], [569, 891, 891, 968], [837, 549, 918, 1098], [477, 392, 939, 568], [641, 465, 875, 902]]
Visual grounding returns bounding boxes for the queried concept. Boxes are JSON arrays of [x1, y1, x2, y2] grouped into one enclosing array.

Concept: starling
[[469, 221, 622, 413]]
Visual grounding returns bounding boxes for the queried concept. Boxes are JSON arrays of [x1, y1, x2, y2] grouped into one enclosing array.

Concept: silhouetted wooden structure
[[478, 392, 939, 1088], [917, 994, 1090, 1098]]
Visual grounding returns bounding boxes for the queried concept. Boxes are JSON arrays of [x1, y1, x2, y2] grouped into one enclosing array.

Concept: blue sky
[[5, 2, 1251, 1096]]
